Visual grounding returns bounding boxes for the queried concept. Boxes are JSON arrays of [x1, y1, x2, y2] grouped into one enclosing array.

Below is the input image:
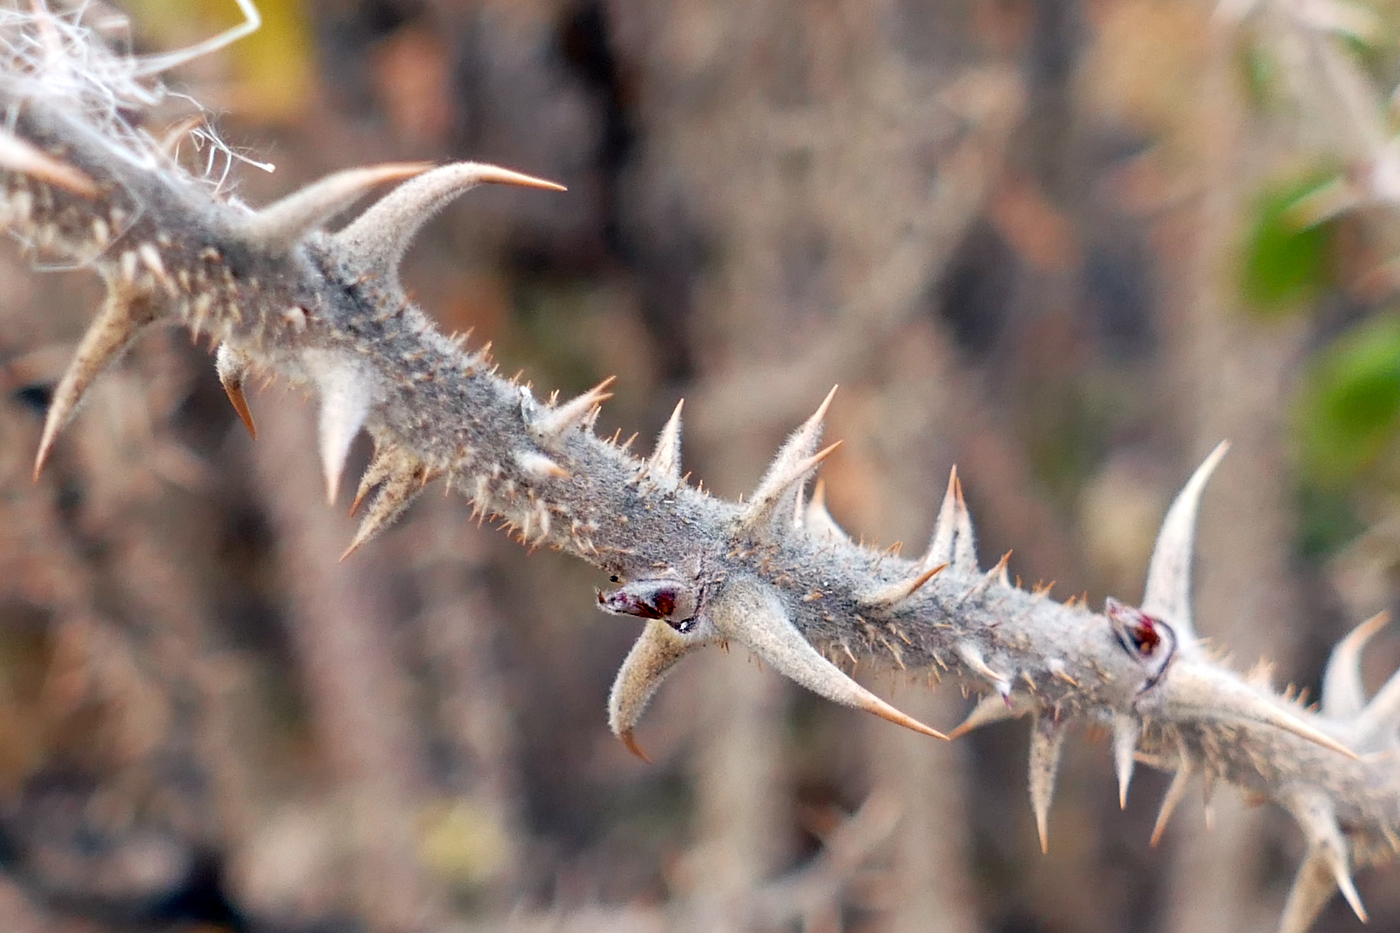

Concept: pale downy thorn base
[[0, 5, 1396, 932]]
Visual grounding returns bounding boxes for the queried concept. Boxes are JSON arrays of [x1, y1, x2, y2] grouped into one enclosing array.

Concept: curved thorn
[[350, 445, 398, 517], [215, 344, 257, 438], [155, 114, 206, 158], [619, 729, 651, 764], [335, 162, 565, 283], [245, 162, 434, 247], [1323, 611, 1389, 720], [957, 641, 1011, 697], [607, 621, 701, 754], [1141, 441, 1228, 643], [34, 291, 155, 480], [1163, 663, 1359, 760], [1354, 662, 1400, 749], [710, 575, 945, 739]]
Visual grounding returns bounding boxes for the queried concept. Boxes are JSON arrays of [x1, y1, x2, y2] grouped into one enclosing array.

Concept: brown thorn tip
[[1278, 716, 1360, 761], [1354, 611, 1391, 640], [811, 440, 843, 466], [919, 562, 950, 586], [863, 697, 947, 740], [222, 380, 257, 439], [619, 729, 652, 763], [31, 443, 50, 483], [480, 165, 568, 192]]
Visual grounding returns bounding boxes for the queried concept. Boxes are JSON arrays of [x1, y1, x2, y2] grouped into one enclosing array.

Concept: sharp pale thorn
[[1248, 704, 1357, 759], [1029, 716, 1066, 854], [1141, 441, 1228, 644], [0, 129, 99, 196], [710, 575, 945, 739], [804, 440, 843, 471], [335, 162, 565, 283], [951, 474, 977, 571], [215, 344, 257, 439], [739, 441, 844, 532], [957, 641, 1011, 696], [739, 388, 839, 531], [924, 466, 976, 572], [34, 291, 155, 480], [1323, 611, 1389, 720], [1280, 849, 1347, 933], [930, 469, 960, 567], [810, 384, 839, 426], [350, 446, 398, 517], [1323, 611, 1389, 721], [516, 450, 570, 480], [1112, 715, 1140, 809], [1151, 762, 1193, 847], [804, 480, 852, 544], [644, 398, 684, 482], [948, 691, 1032, 741], [315, 360, 372, 505], [1354, 663, 1400, 748], [1333, 857, 1368, 923], [1163, 663, 1359, 760], [341, 456, 428, 559], [244, 162, 434, 247], [619, 729, 651, 764], [1287, 793, 1368, 925], [861, 563, 947, 609], [960, 552, 1011, 604], [994, 551, 1012, 587], [534, 376, 616, 447]]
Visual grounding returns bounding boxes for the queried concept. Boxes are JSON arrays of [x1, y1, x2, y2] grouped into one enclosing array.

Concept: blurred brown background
[[1, 0, 1399, 930]]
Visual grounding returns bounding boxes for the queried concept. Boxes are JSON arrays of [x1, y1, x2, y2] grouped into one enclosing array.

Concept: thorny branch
[[0, 4, 1397, 932]]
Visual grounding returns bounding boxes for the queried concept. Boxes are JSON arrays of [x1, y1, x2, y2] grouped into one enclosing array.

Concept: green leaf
[[1296, 480, 1364, 559], [1297, 315, 1400, 486], [1241, 175, 1336, 314]]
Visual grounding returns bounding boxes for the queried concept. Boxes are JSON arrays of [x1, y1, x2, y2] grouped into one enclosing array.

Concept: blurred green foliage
[[1298, 314, 1400, 487], [1241, 175, 1337, 313]]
